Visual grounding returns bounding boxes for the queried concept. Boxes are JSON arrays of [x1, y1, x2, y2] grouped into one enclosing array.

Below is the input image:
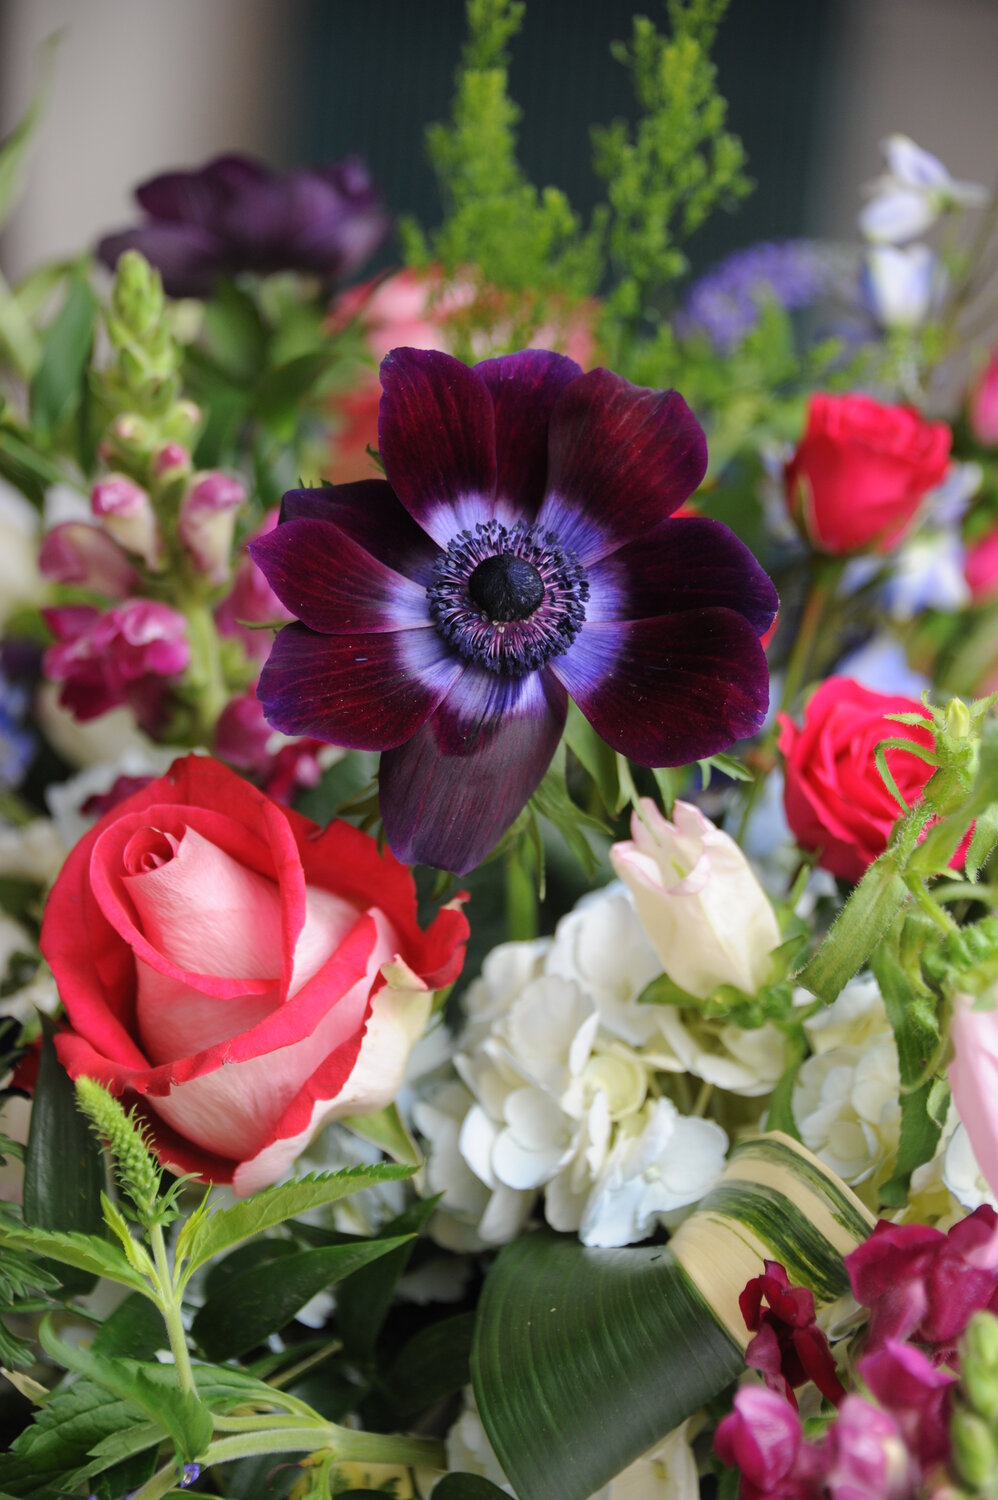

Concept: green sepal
[[797, 859, 909, 1003]]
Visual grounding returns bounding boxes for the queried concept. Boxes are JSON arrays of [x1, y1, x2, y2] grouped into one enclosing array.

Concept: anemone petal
[[537, 369, 707, 563], [279, 480, 440, 584], [475, 349, 582, 524], [378, 347, 497, 545], [256, 623, 461, 749], [250, 518, 428, 635], [379, 666, 567, 873], [549, 610, 769, 765]]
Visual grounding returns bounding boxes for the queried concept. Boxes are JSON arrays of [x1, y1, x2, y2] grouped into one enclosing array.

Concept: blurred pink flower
[[215, 508, 292, 665], [43, 599, 189, 729], [969, 350, 998, 446], [714, 1385, 824, 1499], [949, 994, 998, 1204], [91, 475, 164, 570], [39, 522, 140, 599], [178, 471, 247, 583], [858, 1339, 955, 1472], [964, 525, 998, 602], [823, 1395, 917, 1500]]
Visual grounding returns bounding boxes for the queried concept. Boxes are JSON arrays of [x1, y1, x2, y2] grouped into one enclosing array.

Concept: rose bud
[[40, 755, 468, 1194], [178, 471, 247, 583], [92, 475, 165, 570], [785, 393, 951, 554], [610, 798, 781, 998]]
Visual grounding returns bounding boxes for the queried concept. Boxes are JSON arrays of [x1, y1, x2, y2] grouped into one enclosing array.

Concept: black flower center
[[468, 554, 545, 621], [428, 519, 588, 676]]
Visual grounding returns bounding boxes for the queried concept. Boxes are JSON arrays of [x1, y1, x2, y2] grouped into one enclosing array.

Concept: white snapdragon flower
[[859, 134, 987, 243], [443, 1394, 700, 1499], [580, 1098, 727, 1248], [865, 242, 937, 329], [792, 977, 900, 1184], [610, 799, 781, 1000]]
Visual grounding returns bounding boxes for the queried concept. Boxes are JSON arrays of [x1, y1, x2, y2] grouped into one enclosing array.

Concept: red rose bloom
[[40, 756, 467, 1194], [778, 677, 942, 882], [785, 393, 951, 554]]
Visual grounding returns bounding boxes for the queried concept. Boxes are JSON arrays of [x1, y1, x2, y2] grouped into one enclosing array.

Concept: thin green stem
[[180, 596, 229, 744], [505, 838, 538, 941], [904, 876, 961, 936], [149, 1222, 197, 1398], [202, 1425, 445, 1469]]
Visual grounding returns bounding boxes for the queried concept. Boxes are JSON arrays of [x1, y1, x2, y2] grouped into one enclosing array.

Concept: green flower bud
[[951, 1408, 998, 1487], [112, 251, 165, 340], [75, 1076, 162, 1224], [962, 1311, 998, 1420], [946, 697, 973, 742]]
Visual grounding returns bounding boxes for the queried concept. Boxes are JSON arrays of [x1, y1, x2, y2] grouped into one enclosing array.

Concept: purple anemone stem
[[98, 154, 390, 297], [252, 347, 777, 873]]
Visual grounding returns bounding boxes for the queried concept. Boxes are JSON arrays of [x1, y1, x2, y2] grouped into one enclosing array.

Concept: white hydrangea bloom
[[414, 1082, 533, 1251], [546, 884, 662, 1046], [442, 1393, 699, 1499], [793, 977, 900, 1184], [944, 1122, 998, 1214], [580, 1099, 727, 1248]]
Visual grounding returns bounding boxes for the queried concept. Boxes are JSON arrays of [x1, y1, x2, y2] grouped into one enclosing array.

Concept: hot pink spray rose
[[41, 756, 468, 1194]]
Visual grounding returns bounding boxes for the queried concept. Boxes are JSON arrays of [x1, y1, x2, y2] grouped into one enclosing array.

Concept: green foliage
[[402, 0, 603, 355], [595, 0, 752, 347]]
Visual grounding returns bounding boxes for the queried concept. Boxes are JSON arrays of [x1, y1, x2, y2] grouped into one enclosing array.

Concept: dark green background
[[293, 0, 836, 279]]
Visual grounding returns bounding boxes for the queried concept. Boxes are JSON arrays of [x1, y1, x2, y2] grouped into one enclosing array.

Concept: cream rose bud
[[610, 799, 781, 999]]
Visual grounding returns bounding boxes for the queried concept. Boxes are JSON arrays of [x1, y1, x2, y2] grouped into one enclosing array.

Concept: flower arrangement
[[3, 3, 998, 1498]]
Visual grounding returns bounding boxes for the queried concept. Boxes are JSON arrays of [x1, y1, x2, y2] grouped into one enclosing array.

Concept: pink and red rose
[[779, 677, 949, 883], [41, 756, 468, 1194], [785, 393, 951, 554]]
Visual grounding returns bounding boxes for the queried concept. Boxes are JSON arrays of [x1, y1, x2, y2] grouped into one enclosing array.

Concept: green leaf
[[434, 1478, 511, 1499], [387, 1311, 476, 1420], [651, 765, 682, 815], [473, 1134, 873, 1500], [0, 34, 58, 232], [29, 271, 97, 434], [337, 1197, 439, 1356], [177, 1164, 416, 1281], [530, 743, 608, 876], [0, 1375, 148, 1495], [340, 1102, 422, 1167], [872, 931, 945, 1206], [0, 1220, 150, 1294], [23, 1029, 106, 1294], [698, 752, 753, 787], [191, 1234, 415, 1359], [92, 1291, 168, 1361], [967, 803, 998, 882], [39, 1319, 213, 1463], [797, 859, 909, 1003], [564, 701, 621, 813], [763, 1032, 806, 1138]]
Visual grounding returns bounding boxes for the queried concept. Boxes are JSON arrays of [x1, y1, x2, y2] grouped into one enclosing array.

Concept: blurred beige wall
[[0, 0, 298, 280]]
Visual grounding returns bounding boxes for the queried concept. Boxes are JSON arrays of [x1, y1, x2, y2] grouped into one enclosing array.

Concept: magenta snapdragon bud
[[823, 1396, 916, 1500], [154, 442, 191, 479], [714, 1385, 824, 1497], [178, 471, 247, 583], [91, 475, 165, 570], [39, 522, 140, 599], [43, 599, 190, 728], [858, 1339, 956, 1472]]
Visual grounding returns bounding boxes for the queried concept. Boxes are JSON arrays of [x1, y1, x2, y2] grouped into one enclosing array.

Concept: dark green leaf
[[30, 273, 97, 434], [178, 1164, 416, 1279], [0, 1377, 152, 1495], [0, 1221, 149, 1293], [39, 1319, 213, 1463], [92, 1291, 167, 1361], [764, 1032, 805, 1138], [192, 1234, 414, 1359], [873, 931, 945, 1206], [472, 1232, 741, 1500], [388, 1311, 476, 1420], [23, 1028, 106, 1294], [255, 349, 332, 426], [564, 701, 620, 813], [201, 279, 268, 381], [338, 1197, 438, 1356], [434, 1477, 511, 1499]]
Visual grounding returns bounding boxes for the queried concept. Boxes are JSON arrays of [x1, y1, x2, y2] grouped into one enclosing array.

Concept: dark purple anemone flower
[[251, 348, 778, 873], [98, 154, 390, 298]]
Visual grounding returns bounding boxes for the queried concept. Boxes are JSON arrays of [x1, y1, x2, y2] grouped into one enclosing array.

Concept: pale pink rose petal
[[949, 996, 998, 1201]]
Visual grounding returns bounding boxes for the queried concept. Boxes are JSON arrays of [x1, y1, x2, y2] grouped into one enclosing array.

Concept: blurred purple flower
[[0, 670, 35, 788], [251, 346, 777, 873], [676, 240, 861, 352], [98, 154, 391, 297]]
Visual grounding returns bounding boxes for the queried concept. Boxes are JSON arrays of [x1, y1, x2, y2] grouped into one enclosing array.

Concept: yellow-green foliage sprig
[[74, 1075, 165, 1227]]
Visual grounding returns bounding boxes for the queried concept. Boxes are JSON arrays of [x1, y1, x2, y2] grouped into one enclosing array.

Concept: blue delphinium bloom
[[676, 240, 860, 352], [98, 155, 390, 298], [0, 670, 34, 789], [252, 348, 777, 873]]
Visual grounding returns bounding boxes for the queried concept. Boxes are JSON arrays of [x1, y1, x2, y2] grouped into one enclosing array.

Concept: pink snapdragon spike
[[43, 600, 190, 728], [39, 522, 140, 599], [845, 1208, 998, 1358], [740, 1260, 845, 1409], [216, 508, 293, 665], [823, 1395, 917, 1500], [91, 475, 164, 570], [714, 1385, 824, 1500], [949, 995, 998, 1202], [858, 1339, 955, 1472], [154, 442, 191, 478], [177, 471, 247, 583]]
